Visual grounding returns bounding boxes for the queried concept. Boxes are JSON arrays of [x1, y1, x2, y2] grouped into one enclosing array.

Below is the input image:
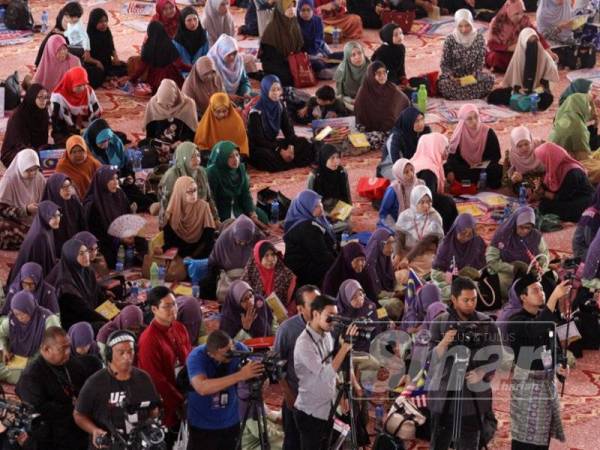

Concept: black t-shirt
[[75, 368, 161, 447]]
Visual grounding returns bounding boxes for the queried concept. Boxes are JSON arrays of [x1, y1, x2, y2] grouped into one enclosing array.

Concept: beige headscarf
[[182, 56, 226, 116], [143, 79, 199, 132], [166, 176, 216, 243], [502, 27, 559, 88]]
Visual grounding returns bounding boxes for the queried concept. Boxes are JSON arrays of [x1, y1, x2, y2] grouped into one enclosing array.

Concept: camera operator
[[186, 329, 264, 450], [16, 327, 89, 450], [73, 331, 161, 449], [506, 274, 570, 449], [427, 277, 501, 450], [293, 294, 358, 450], [273, 285, 319, 450]]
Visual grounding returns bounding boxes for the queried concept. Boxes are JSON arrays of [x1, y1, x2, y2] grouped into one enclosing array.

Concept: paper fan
[[108, 214, 147, 239]]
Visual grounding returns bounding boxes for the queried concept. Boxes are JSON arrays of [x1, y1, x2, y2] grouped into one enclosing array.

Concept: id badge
[[211, 392, 229, 409], [541, 346, 553, 370]]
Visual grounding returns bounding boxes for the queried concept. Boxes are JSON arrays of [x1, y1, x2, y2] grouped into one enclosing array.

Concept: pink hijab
[[410, 133, 449, 194], [391, 158, 424, 213], [448, 104, 489, 167], [509, 126, 543, 174], [489, 0, 528, 44], [534, 142, 585, 192], [33, 35, 80, 92]]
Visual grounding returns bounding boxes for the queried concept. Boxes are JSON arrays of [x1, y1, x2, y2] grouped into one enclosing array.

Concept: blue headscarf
[[83, 118, 126, 169], [297, 0, 326, 55], [284, 189, 334, 238], [254, 75, 283, 140]]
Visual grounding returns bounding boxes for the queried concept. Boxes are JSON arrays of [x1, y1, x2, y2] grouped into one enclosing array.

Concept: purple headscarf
[[400, 283, 441, 331], [4, 262, 59, 315], [96, 305, 144, 344], [219, 280, 272, 338], [8, 200, 59, 285], [433, 213, 487, 272], [335, 279, 377, 319], [176, 296, 203, 345], [8, 291, 52, 357], [83, 165, 130, 231], [490, 206, 541, 263], [284, 189, 334, 239], [72, 231, 99, 249], [579, 184, 600, 229], [497, 281, 523, 341], [322, 242, 378, 301], [423, 302, 448, 330], [68, 321, 100, 356], [296, 0, 326, 55], [365, 229, 395, 293], [208, 215, 259, 271]]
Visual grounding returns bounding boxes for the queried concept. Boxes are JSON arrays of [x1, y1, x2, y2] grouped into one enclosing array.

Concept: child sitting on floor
[[294, 85, 349, 125]]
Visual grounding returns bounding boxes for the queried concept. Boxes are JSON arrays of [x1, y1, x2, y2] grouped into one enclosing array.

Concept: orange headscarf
[[194, 93, 249, 156], [55, 135, 102, 198]]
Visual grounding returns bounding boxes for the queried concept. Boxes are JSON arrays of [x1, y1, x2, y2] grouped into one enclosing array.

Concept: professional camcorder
[[327, 314, 376, 341], [227, 349, 287, 384], [449, 322, 488, 349], [0, 398, 39, 444]]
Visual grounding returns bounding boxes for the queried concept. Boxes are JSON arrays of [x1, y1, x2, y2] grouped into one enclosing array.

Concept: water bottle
[[375, 405, 385, 433], [341, 232, 350, 246], [116, 245, 125, 273], [530, 93, 540, 114], [150, 262, 160, 288], [130, 281, 139, 302], [192, 282, 201, 299], [478, 171, 487, 191], [519, 184, 528, 206], [270, 200, 280, 224], [132, 150, 142, 172], [158, 265, 166, 286], [125, 245, 135, 268], [411, 91, 418, 105], [332, 27, 341, 45], [417, 84, 428, 114], [502, 203, 512, 223], [41, 11, 49, 33]]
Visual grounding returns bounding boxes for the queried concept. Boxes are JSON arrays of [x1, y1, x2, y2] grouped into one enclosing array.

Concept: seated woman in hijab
[[33, 1, 83, 67], [83, 166, 132, 269], [72, 231, 108, 277], [371, 23, 407, 87], [486, 206, 549, 296], [0, 84, 49, 168], [32, 34, 81, 93], [560, 78, 593, 106], [431, 213, 486, 300], [365, 229, 396, 296], [323, 242, 378, 301], [8, 201, 60, 285], [438, 9, 495, 101], [444, 104, 502, 189], [396, 185, 444, 252], [204, 0, 237, 45], [284, 189, 338, 288], [176, 297, 203, 346], [220, 280, 274, 340], [573, 185, 600, 260], [87, 8, 127, 86], [67, 322, 103, 376], [378, 159, 424, 231], [182, 56, 226, 117], [206, 141, 268, 225], [355, 61, 409, 136], [130, 21, 190, 93], [242, 241, 297, 314], [504, 125, 544, 193], [163, 176, 216, 259], [536, 0, 577, 48], [335, 279, 381, 351], [83, 118, 127, 171], [400, 283, 443, 334], [334, 41, 369, 111], [56, 136, 101, 199], [0, 149, 46, 250], [2, 263, 59, 316], [159, 142, 218, 228], [173, 7, 209, 68], [96, 305, 144, 356], [152, 0, 181, 38], [378, 107, 430, 178], [410, 133, 458, 232], [42, 173, 86, 255], [208, 34, 252, 102], [248, 75, 316, 172], [50, 67, 102, 146], [307, 144, 351, 233], [194, 93, 249, 158], [55, 239, 108, 332], [314, 0, 363, 40], [0, 291, 60, 384], [529, 142, 594, 222], [143, 79, 198, 161], [488, 28, 558, 111]]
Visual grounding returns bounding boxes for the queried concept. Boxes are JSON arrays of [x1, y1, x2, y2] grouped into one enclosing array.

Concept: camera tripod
[[235, 380, 270, 450], [326, 350, 359, 450]]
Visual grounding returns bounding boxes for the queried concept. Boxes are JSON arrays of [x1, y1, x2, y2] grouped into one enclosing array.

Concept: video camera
[[326, 315, 376, 341], [0, 398, 39, 445], [227, 349, 287, 385], [449, 322, 488, 349], [558, 257, 580, 282]]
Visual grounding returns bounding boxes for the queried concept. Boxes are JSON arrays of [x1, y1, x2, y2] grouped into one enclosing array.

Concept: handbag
[[475, 268, 502, 312], [288, 52, 317, 88], [509, 93, 534, 112], [357, 176, 390, 200], [380, 10, 415, 34], [384, 396, 427, 441]]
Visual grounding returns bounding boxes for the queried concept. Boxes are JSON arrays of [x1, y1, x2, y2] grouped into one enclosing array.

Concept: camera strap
[[306, 326, 330, 363]]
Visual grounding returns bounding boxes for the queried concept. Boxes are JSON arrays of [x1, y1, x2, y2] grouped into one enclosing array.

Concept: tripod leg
[[326, 388, 345, 450], [348, 395, 358, 450], [256, 402, 271, 450], [236, 401, 254, 450]]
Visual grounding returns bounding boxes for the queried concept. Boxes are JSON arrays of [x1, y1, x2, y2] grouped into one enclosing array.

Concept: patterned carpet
[[0, 1, 598, 448]]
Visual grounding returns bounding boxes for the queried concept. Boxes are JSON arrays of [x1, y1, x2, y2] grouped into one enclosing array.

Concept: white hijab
[[395, 185, 444, 248], [0, 149, 46, 210], [452, 9, 478, 47]]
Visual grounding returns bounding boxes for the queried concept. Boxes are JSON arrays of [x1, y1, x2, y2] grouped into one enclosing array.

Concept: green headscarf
[[334, 41, 369, 99], [559, 78, 592, 106], [549, 93, 592, 158]]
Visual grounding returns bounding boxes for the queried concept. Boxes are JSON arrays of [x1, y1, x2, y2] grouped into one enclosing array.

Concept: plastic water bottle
[[158, 265, 166, 286], [411, 91, 418, 105], [502, 203, 512, 223], [332, 27, 341, 45], [341, 232, 350, 247], [417, 84, 428, 114], [125, 245, 135, 268], [530, 93, 540, 114], [132, 150, 142, 172], [270, 200, 280, 224], [41, 11, 49, 33], [519, 184, 528, 206], [375, 405, 385, 433], [116, 245, 125, 273], [150, 262, 160, 288], [192, 282, 201, 299], [478, 171, 487, 191], [130, 281, 139, 302]]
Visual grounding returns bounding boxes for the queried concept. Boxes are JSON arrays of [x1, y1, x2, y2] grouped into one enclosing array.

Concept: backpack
[[4, 0, 33, 31], [1, 71, 21, 111]]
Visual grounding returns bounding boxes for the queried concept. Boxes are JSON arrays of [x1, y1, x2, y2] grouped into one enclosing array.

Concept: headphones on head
[[105, 330, 136, 363]]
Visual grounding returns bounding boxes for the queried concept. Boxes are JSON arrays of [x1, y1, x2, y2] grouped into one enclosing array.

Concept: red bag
[[357, 177, 390, 200], [380, 10, 416, 34], [288, 52, 317, 88]]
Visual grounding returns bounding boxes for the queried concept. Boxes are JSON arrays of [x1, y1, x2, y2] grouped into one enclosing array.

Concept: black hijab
[[142, 21, 180, 67], [312, 144, 350, 203], [87, 8, 115, 69], [83, 166, 130, 231], [371, 23, 406, 84], [55, 238, 100, 307], [390, 106, 429, 160], [523, 40, 537, 92], [0, 84, 49, 168], [174, 6, 207, 57]]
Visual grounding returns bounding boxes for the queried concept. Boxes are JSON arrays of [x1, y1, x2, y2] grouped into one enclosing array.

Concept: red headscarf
[[253, 241, 276, 295], [152, 0, 181, 38], [53, 66, 91, 107], [534, 142, 585, 192]]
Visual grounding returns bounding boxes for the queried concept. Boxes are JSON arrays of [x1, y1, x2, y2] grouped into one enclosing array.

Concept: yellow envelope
[[96, 300, 121, 320], [459, 75, 477, 86], [174, 284, 193, 297], [7, 355, 28, 370], [330, 200, 353, 221], [348, 132, 369, 148]]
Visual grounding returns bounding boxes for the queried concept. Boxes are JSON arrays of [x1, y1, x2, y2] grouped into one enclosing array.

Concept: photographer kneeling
[[427, 277, 501, 450], [186, 329, 264, 450], [73, 331, 162, 449]]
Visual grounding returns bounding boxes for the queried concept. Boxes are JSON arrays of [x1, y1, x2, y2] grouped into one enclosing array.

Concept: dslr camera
[[327, 315, 376, 342]]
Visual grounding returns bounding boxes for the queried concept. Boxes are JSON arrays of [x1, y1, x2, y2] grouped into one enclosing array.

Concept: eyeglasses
[[185, 188, 198, 195], [52, 211, 63, 218], [60, 183, 72, 190], [36, 94, 49, 100]]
